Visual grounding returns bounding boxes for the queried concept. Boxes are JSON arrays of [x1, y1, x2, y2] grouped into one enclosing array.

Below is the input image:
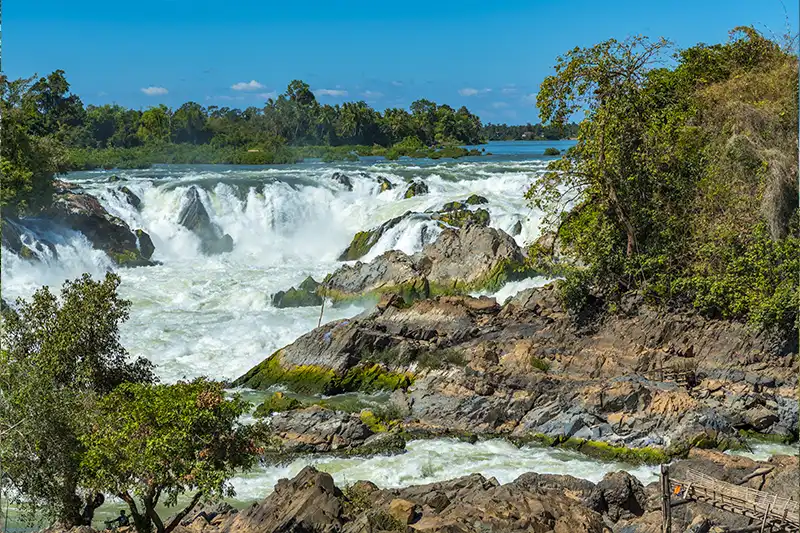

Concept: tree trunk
[[119, 492, 151, 533], [163, 491, 203, 533], [80, 492, 105, 526]]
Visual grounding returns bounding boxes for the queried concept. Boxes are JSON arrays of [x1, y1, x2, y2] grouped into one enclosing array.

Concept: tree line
[[480, 122, 580, 141]]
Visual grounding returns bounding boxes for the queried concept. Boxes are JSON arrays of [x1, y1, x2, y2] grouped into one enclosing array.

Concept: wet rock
[[465, 194, 488, 205], [432, 206, 490, 228], [337, 213, 408, 261], [135, 229, 155, 260], [377, 176, 393, 192], [272, 276, 323, 308], [331, 172, 353, 191], [742, 405, 778, 431], [45, 189, 153, 267], [511, 220, 523, 236], [177, 186, 233, 255], [267, 405, 378, 453], [119, 187, 141, 209], [405, 181, 429, 198], [325, 224, 527, 302], [589, 471, 647, 521]]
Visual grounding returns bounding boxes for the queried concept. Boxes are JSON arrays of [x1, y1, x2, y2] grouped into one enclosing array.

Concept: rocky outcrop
[[0, 217, 51, 260], [238, 283, 797, 454], [272, 276, 323, 308], [377, 176, 392, 192], [118, 186, 141, 209], [45, 185, 155, 267], [177, 186, 233, 255], [405, 181, 429, 198], [331, 172, 353, 191], [325, 224, 529, 303], [337, 213, 411, 261]]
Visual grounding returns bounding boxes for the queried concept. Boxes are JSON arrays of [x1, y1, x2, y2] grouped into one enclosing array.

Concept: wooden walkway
[[661, 466, 799, 533]]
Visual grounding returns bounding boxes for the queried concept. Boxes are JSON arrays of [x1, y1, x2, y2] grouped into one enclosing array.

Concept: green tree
[[80, 379, 263, 533], [172, 102, 209, 144], [0, 273, 155, 527], [137, 105, 172, 144]]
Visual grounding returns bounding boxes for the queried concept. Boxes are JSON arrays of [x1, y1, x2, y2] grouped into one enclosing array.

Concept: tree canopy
[[528, 27, 799, 337]]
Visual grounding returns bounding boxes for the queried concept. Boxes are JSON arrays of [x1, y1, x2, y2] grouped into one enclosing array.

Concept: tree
[[80, 379, 264, 533], [172, 102, 209, 144], [137, 105, 172, 144], [0, 74, 67, 216], [0, 273, 155, 527]]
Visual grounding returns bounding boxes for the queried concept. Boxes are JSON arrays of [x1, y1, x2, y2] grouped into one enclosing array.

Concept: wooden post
[[661, 464, 672, 533], [317, 297, 325, 328], [760, 502, 771, 533]]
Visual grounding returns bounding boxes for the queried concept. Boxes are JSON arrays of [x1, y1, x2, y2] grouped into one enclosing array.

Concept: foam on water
[[1, 158, 550, 382], [229, 438, 660, 505]]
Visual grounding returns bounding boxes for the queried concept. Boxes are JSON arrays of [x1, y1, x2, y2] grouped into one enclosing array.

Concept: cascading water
[[9, 141, 715, 512]]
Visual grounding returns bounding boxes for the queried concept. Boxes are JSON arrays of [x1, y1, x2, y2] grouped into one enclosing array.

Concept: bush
[[543, 147, 561, 155]]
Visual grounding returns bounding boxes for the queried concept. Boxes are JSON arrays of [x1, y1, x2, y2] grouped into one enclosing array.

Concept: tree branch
[[163, 491, 204, 533]]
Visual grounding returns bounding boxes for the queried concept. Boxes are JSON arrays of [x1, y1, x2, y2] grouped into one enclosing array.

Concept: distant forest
[[480, 122, 580, 141]]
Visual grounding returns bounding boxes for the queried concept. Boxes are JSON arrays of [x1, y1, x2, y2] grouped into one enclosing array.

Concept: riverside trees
[[0, 274, 264, 531], [529, 27, 799, 336]]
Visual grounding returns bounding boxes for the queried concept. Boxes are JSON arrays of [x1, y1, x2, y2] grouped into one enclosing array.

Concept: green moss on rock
[[517, 434, 669, 465], [234, 351, 414, 394], [273, 276, 323, 308], [253, 392, 304, 417], [465, 194, 488, 205]]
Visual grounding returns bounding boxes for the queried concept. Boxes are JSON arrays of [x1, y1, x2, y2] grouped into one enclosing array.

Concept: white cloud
[[315, 88, 348, 97], [522, 93, 538, 104], [362, 90, 383, 99], [459, 87, 491, 97], [256, 91, 277, 100], [231, 80, 265, 91], [391, 80, 404, 86], [141, 86, 168, 96], [501, 85, 518, 95], [491, 102, 509, 109]]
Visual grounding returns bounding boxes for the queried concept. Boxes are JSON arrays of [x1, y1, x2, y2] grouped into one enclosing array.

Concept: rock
[[45, 190, 153, 267], [267, 405, 375, 453], [685, 515, 711, 533], [511, 220, 523, 236], [742, 405, 778, 431], [177, 186, 233, 255], [465, 194, 488, 205], [388, 499, 421, 525], [107, 175, 122, 183], [331, 172, 353, 191], [135, 229, 155, 260], [119, 187, 141, 209], [224, 467, 344, 533], [253, 392, 304, 417], [337, 213, 407, 261], [433, 207, 490, 228], [272, 276, 324, 308], [377, 176, 393, 192], [324, 224, 527, 302], [589, 471, 647, 521], [405, 181, 429, 198]]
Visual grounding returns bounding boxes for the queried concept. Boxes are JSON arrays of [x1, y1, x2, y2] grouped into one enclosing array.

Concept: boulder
[[377, 176, 393, 192], [135, 229, 155, 260], [432, 207, 490, 228], [272, 276, 323, 308], [324, 224, 527, 302], [267, 405, 377, 453], [119, 187, 141, 209], [588, 471, 647, 521], [465, 194, 488, 205], [511, 220, 523, 236], [331, 172, 353, 191], [337, 213, 408, 261], [177, 186, 233, 255], [46, 190, 153, 267], [405, 181, 429, 198]]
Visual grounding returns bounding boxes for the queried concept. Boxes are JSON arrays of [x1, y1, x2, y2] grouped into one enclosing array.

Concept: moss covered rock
[[338, 214, 406, 261], [272, 276, 324, 308], [465, 194, 488, 205], [433, 207, 490, 228], [377, 176, 393, 192], [253, 392, 304, 417], [404, 181, 429, 198]]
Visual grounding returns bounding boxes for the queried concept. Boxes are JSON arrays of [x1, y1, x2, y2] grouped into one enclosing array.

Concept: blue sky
[[5, 0, 798, 124]]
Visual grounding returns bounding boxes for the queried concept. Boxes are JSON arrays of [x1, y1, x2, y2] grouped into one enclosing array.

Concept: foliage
[[0, 273, 155, 527], [79, 379, 263, 533], [416, 348, 466, 369], [481, 122, 579, 140], [528, 28, 799, 336]]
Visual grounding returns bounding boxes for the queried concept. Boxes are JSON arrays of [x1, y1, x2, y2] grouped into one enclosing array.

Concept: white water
[[2, 156, 551, 382], [11, 144, 787, 516]]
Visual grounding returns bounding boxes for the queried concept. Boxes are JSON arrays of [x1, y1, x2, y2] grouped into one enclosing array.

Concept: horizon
[[6, 0, 799, 124]]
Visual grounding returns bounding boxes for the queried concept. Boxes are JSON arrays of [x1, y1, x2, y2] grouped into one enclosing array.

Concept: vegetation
[[0, 275, 264, 529], [80, 379, 262, 533], [528, 27, 799, 337], [481, 122, 579, 140]]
